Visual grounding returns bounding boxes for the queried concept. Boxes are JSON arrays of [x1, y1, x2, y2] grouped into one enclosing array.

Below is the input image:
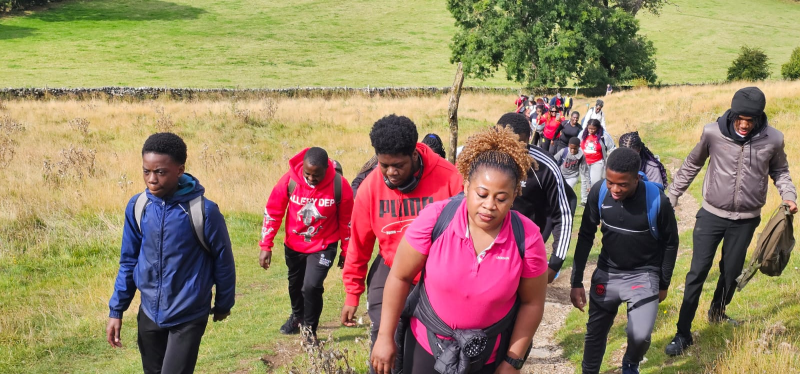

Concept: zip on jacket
[[670, 115, 797, 220]]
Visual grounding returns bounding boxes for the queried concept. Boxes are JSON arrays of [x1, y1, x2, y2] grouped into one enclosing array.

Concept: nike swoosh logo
[[631, 285, 644, 290]]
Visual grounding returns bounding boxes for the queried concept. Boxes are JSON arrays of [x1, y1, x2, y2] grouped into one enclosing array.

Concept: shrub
[[0, 0, 64, 12], [727, 46, 771, 81], [781, 47, 800, 80]]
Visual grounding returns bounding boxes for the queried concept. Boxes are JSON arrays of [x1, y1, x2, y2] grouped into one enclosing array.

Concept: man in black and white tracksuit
[[570, 148, 679, 374], [497, 113, 577, 283]]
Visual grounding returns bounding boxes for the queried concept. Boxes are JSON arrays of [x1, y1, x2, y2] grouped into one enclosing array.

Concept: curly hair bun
[[456, 127, 531, 195]]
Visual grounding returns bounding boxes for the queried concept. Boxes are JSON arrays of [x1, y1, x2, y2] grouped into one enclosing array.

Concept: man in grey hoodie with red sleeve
[[665, 87, 797, 356]]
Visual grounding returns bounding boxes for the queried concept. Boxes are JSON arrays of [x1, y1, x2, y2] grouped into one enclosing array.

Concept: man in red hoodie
[[259, 147, 354, 340], [340, 115, 463, 358]]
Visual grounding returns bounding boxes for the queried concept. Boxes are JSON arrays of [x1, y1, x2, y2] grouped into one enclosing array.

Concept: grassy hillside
[[639, 0, 800, 83], [1, 0, 799, 88], [2, 81, 800, 373], [0, 0, 507, 88]]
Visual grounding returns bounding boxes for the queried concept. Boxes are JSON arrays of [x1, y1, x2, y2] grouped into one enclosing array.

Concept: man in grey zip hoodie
[[665, 87, 797, 356]]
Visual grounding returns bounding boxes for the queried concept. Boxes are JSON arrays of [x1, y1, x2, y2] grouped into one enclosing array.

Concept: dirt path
[[524, 157, 700, 373], [524, 263, 596, 374]]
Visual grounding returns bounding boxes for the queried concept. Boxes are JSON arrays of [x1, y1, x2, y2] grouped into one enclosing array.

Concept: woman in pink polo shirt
[[371, 128, 548, 374]]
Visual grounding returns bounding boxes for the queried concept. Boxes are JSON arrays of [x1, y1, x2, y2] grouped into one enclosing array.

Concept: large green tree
[[447, 0, 659, 87]]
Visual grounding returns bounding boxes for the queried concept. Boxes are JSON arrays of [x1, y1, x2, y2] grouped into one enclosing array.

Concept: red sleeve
[[404, 200, 447, 255], [338, 177, 355, 256], [519, 214, 548, 278], [448, 171, 464, 196], [342, 180, 377, 307], [259, 173, 291, 252]]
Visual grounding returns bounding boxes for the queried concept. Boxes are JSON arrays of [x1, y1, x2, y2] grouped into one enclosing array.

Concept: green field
[[639, 0, 800, 83], [1, 0, 799, 88]]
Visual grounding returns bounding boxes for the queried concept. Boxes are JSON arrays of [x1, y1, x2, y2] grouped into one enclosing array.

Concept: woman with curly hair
[[370, 127, 548, 374]]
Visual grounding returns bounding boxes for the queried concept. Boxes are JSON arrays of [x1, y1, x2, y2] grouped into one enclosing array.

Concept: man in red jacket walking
[[340, 115, 462, 364], [259, 147, 354, 341]]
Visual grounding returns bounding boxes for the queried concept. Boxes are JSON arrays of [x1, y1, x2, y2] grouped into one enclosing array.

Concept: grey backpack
[[133, 191, 211, 254]]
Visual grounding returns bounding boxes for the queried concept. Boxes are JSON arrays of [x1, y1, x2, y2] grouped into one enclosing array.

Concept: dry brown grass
[[2, 82, 800, 372]]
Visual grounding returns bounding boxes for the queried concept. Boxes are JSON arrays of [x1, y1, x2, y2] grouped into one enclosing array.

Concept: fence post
[[447, 63, 464, 164]]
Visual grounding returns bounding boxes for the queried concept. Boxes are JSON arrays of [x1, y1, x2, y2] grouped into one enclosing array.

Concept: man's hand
[[337, 253, 346, 269], [547, 268, 557, 284], [259, 250, 272, 270], [106, 318, 123, 348], [668, 193, 679, 208], [211, 308, 231, 322], [570, 287, 586, 312], [340, 305, 358, 327], [784, 200, 798, 214], [659, 290, 668, 303]]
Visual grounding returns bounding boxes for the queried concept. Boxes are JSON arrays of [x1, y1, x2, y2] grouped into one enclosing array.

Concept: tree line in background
[[0, 0, 62, 12], [727, 46, 800, 81]]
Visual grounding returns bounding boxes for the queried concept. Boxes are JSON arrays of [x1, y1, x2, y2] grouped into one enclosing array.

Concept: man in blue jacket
[[107, 132, 236, 374]]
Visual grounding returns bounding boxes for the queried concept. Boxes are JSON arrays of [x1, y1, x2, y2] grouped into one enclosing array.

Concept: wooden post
[[447, 62, 464, 164]]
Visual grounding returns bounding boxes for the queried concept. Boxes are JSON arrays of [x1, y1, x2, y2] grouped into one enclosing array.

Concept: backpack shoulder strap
[[431, 193, 464, 243], [187, 196, 211, 255], [334, 172, 342, 205], [643, 181, 661, 241], [134, 191, 149, 233], [560, 147, 568, 164], [287, 178, 297, 197], [597, 180, 608, 222], [509, 212, 526, 258]]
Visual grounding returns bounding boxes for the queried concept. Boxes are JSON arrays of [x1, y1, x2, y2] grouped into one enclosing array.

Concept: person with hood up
[[107, 133, 236, 374], [259, 147, 354, 341], [340, 115, 462, 372], [665, 87, 798, 357]]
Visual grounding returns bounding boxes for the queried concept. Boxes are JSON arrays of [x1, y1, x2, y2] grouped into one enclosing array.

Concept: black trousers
[[531, 131, 544, 148], [285, 243, 337, 332], [367, 255, 391, 346], [542, 138, 557, 155], [137, 308, 208, 374], [676, 208, 761, 337]]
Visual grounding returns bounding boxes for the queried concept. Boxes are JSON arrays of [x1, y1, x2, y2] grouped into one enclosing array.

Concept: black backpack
[[392, 193, 529, 374]]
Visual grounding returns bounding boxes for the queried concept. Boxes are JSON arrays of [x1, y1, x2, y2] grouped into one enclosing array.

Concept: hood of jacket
[[718, 109, 768, 144], [288, 148, 337, 190], [145, 173, 205, 204]]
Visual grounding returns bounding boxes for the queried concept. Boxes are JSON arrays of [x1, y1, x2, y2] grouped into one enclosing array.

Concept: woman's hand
[[370, 335, 397, 374]]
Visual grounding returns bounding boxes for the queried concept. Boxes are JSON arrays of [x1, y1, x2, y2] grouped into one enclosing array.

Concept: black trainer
[[665, 333, 693, 356], [279, 315, 303, 335], [708, 310, 740, 326]]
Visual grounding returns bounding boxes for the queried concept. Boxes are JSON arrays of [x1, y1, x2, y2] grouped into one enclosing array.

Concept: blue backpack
[[598, 171, 663, 240]]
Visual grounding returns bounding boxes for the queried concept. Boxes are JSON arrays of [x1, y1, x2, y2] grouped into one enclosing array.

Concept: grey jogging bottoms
[[582, 268, 660, 374]]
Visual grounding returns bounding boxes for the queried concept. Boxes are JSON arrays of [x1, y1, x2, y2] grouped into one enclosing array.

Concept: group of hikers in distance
[[105, 86, 796, 374]]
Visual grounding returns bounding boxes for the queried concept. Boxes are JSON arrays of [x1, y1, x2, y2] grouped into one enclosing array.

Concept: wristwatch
[[504, 355, 525, 370]]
